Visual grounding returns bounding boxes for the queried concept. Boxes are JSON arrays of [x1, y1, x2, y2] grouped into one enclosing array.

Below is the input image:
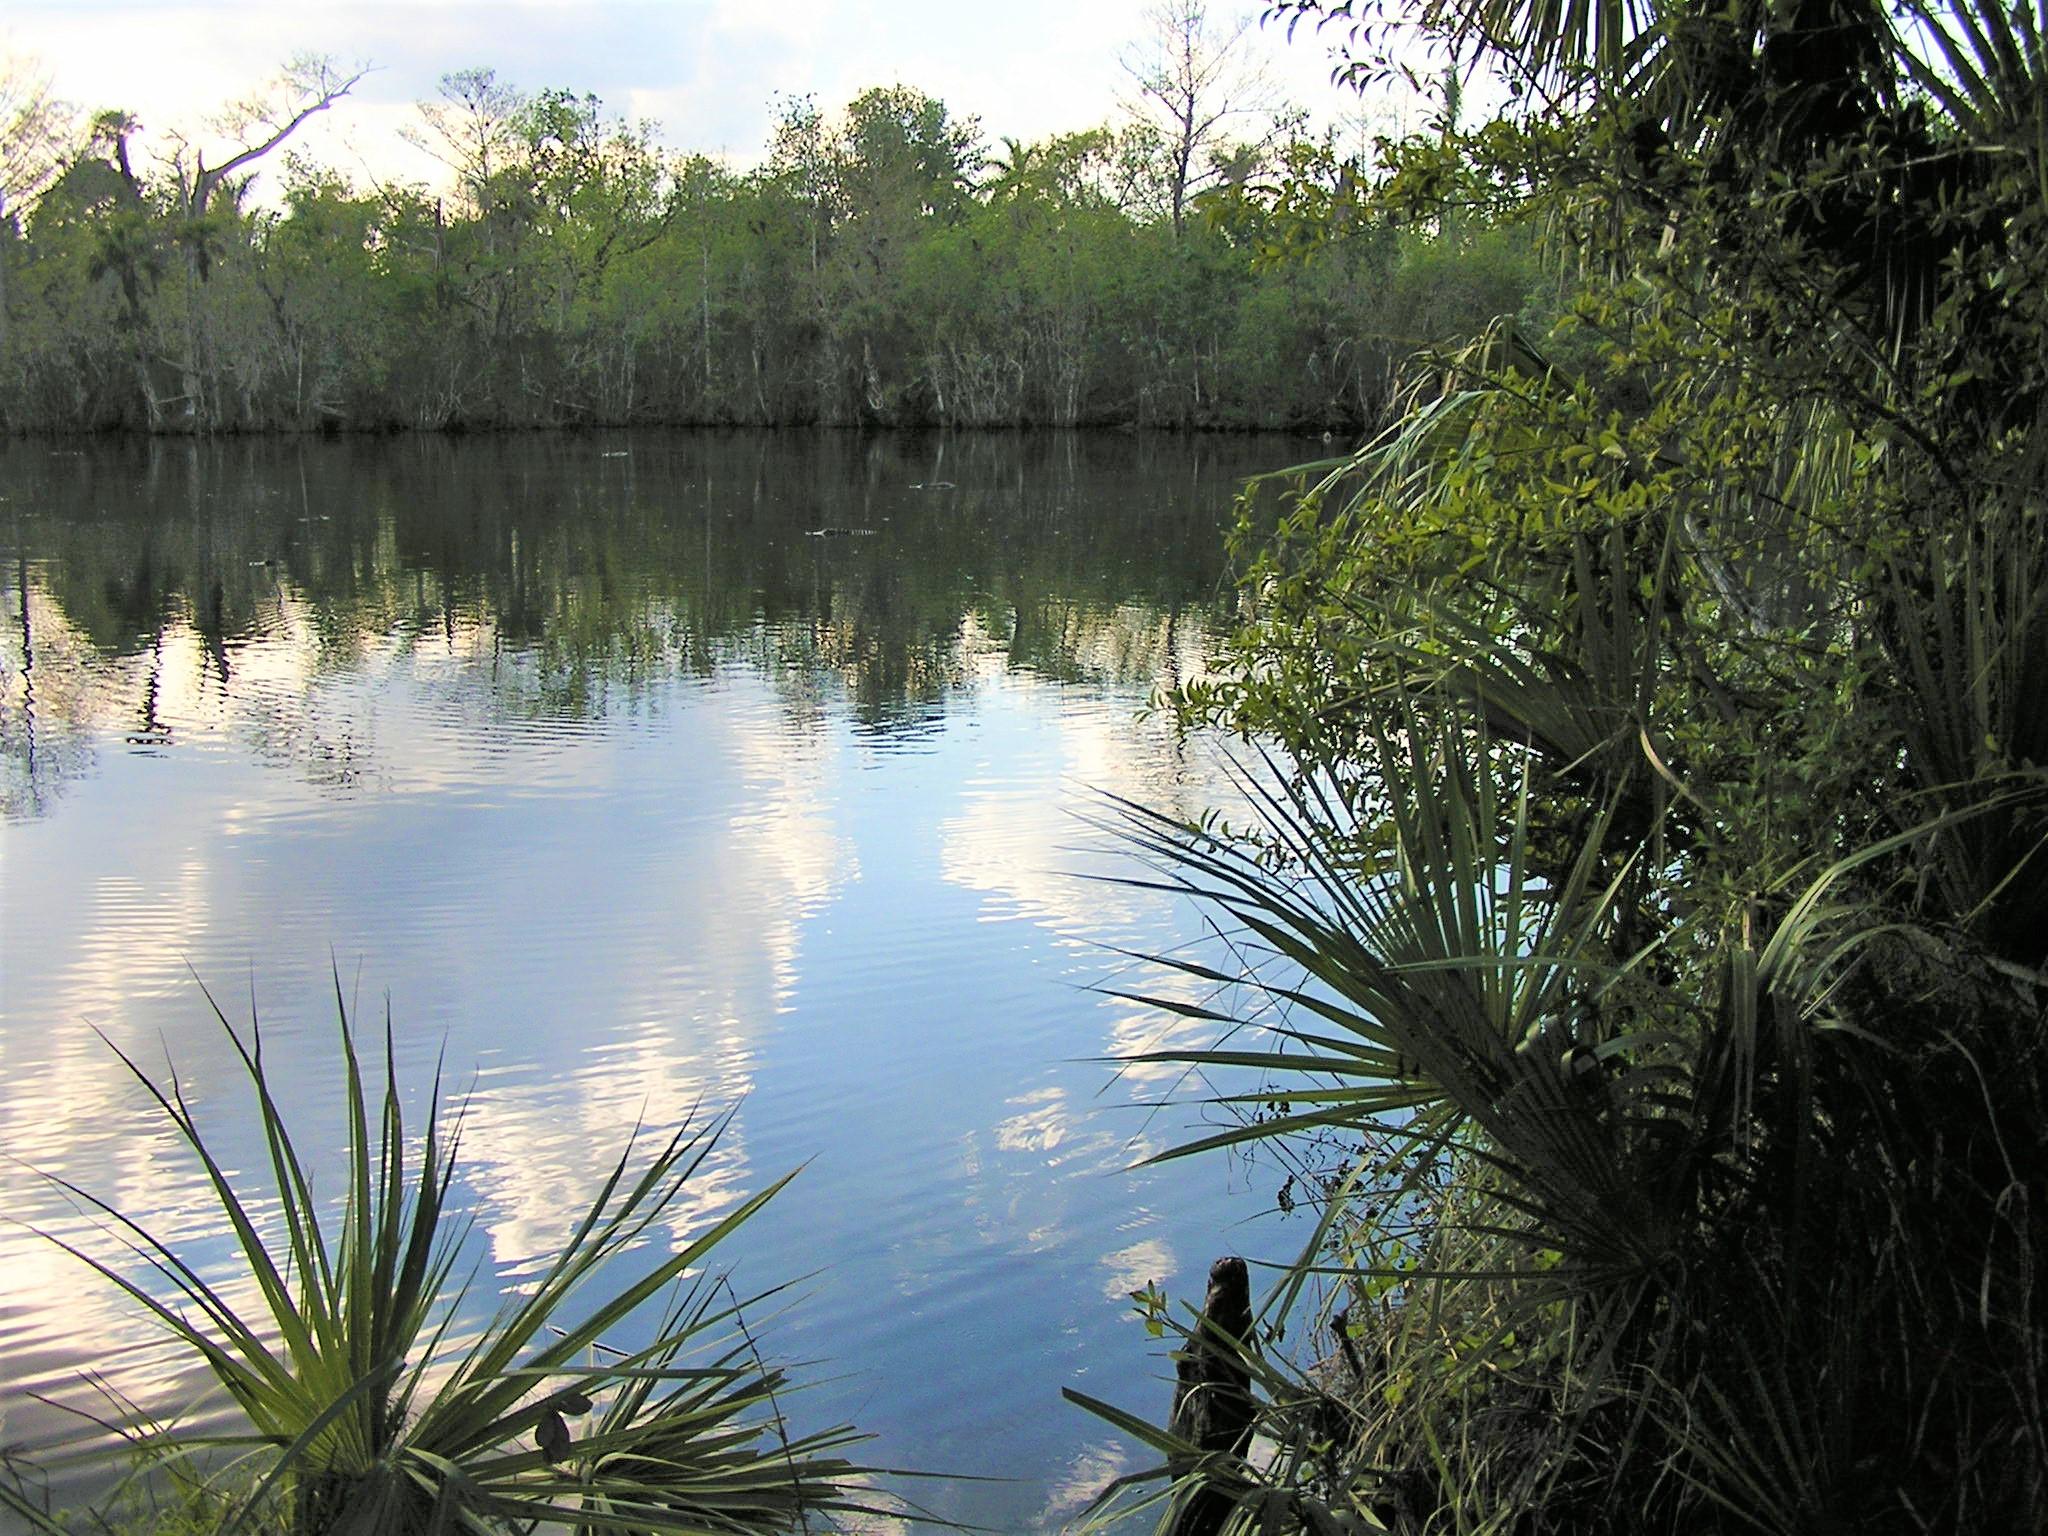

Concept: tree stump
[[1167, 1255, 1256, 1536]]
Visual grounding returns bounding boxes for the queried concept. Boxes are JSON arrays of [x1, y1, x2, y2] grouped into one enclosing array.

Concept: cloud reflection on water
[[0, 430, 1300, 1527]]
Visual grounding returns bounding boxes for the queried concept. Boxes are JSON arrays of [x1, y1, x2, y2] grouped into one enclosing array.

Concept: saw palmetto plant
[[32, 981, 866, 1535]]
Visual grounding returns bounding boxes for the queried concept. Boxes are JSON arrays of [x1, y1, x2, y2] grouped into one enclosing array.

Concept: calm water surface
[[0, 430, 1301, 1529]]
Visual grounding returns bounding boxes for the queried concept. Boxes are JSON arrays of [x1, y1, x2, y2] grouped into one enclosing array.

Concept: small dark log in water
[[1167, 1255, 1256, 1536]]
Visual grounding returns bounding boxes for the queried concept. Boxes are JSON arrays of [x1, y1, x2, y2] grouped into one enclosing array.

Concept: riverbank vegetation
[[0, 36, 1539, 436], [9, 0, 2047, 1528], [1086, 0, 2048, 1531]]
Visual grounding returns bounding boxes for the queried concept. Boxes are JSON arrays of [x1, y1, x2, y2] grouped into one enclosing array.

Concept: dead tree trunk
[[1168, 1255, 1256, 1536]]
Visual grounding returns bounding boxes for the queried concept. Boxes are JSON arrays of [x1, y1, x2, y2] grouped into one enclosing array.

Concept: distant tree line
[[0, 54, 1541, 435]]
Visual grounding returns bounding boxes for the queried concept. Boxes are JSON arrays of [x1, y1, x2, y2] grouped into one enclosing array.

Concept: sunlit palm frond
[[1111, 695, 1694, 1288]]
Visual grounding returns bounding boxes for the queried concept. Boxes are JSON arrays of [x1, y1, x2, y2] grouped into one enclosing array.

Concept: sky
[[3, 0, 1427, 196]]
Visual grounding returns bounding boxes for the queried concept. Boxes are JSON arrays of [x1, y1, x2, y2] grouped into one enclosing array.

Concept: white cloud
[[1099, 1235, 1174, 1302], [7, 0, 1389, 198]]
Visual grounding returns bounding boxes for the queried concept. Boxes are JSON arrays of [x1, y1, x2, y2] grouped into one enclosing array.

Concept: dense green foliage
[[0, 70, 1539, 435], [1088, 2, 2048, 1532]]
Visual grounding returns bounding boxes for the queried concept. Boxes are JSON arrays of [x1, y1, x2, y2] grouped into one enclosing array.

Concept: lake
[[0, 429, 1309, 1530]]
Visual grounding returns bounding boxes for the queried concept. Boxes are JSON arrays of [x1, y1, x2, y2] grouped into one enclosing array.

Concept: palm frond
[[33, 980, 865, 1536]]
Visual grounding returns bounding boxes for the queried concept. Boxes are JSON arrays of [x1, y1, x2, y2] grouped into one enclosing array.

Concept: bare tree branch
[[1120, 0, 1282, 233], [185, 54, 367, 218]]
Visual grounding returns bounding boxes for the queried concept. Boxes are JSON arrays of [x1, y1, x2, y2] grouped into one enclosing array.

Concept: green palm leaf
[[34, 980, 866, 1536]]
